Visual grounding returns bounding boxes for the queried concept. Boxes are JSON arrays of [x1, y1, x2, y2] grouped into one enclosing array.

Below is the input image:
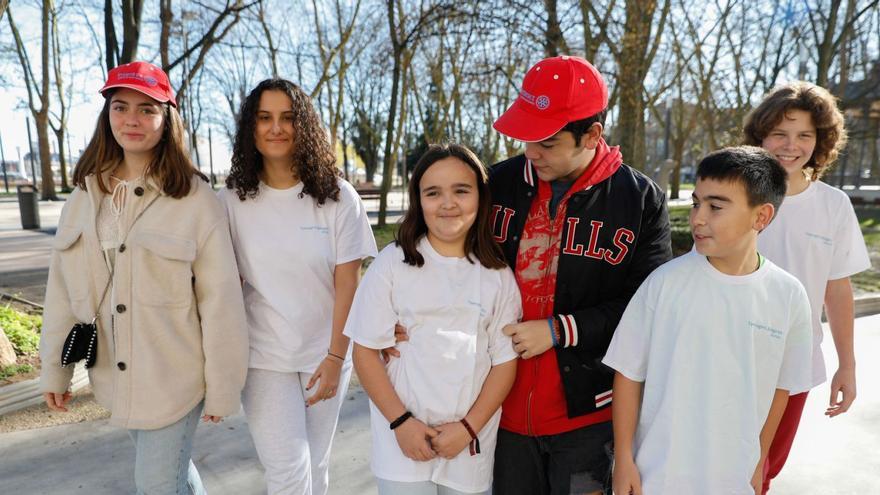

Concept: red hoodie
[[500, 139, 622, 436]]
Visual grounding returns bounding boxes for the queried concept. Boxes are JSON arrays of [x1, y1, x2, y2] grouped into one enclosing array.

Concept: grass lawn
[[852, 206, 880, 294], [0, 304, 41, 383]]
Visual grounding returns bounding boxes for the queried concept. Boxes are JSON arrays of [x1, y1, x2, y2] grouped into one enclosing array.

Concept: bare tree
[[159, 0, 256, 107], [104, 0, 144, 70], [542, 0, 570, 56], [614, 0, 671, 170], [48, 1, 71, 191], [7, 2, 57, 200], [578, 0, 614, 60], [309, 0, 363, 160], [256, 0, 280, 77], [377, 0, 457, 226], [810, 0, 879, 87]]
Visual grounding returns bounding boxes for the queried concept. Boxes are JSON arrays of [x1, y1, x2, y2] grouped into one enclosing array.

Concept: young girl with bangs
[[40, 61, 249, 494], [219, 78, 377, 495], [345, 144, 521, 495], [744, 81, 871, 493]]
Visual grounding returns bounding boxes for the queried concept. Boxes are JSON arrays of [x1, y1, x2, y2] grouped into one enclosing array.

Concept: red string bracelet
[[460, 418, 480, 456]]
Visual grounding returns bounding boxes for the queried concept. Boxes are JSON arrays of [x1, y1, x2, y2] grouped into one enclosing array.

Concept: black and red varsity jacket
[[489, 153, 672, 420]]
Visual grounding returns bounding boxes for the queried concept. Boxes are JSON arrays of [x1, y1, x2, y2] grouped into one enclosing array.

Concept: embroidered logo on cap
[[117, 72, 158, 87], [519, 90, 551, 110], [536, 95, 550, 110]]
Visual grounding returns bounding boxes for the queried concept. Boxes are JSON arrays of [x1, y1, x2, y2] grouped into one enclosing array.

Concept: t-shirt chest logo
[[561, 219, 634, 265]]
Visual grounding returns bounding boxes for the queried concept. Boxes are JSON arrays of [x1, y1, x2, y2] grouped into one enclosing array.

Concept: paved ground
[[1, 315, 878, 494]]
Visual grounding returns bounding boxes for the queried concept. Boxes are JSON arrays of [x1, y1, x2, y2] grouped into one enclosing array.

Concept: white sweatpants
[[242, 363, 353, 495]]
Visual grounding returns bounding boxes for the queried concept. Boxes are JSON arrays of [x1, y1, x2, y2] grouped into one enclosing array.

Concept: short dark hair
[[561, 110, 607, 143], [696, 146, 787, 213], [395, 143, 506, 269]]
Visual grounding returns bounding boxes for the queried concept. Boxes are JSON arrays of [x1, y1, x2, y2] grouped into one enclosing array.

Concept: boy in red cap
[[489, 55, 672, 495]]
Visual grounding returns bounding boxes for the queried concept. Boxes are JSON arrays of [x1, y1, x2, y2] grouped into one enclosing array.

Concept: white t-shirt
[[602, 251, 813, 495], [344, 238, 521, 493], [218, 179, 377, 372], [758, 180, 871, 386]]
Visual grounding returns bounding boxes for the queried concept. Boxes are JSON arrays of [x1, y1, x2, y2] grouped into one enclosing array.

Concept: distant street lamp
[[0, 130, 9, 193], [208, 128, 216, 188], [663, 96, 672, 160], [26, 117, 37, 186]]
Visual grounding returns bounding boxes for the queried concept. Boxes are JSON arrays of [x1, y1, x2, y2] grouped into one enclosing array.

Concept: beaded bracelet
[[547, 317, 558, 347]]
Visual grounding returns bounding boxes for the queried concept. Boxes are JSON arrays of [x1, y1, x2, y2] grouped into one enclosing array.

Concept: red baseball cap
[[493, 56, 608, 142], [99, 61, 177, 107]]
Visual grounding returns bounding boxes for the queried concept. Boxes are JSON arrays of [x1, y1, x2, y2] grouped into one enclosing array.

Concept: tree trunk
[[36, 113, 56, 200], [815, 0, 843, 88], [38, 0, 56, 200], [159, 0, 172, 69], [53, 130, 69, 192], [543, 0, 569, 57], [615, 0, 662, 170], [49, 1, 70, 192], [104, 0, 118, 70], [49, 1, 68, 190], [378, 0, 402, 227], [120, 0, 144, 64]]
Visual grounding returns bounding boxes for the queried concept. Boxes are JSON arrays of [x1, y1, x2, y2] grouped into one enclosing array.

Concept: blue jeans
[[128, 401, 206, 495]]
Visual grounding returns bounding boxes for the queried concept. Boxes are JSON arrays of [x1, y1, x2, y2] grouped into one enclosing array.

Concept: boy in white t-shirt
[[603, 147, 813, 495], [744, 81, 871, 493]]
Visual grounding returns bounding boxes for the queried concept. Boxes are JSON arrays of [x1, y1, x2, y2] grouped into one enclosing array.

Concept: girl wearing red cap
[[220, 79, 376, 494], [40, 61, 249, 494]]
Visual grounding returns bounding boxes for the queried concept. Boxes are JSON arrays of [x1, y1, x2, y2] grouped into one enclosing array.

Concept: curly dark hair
[[226, 78, 340, 204], [743, 81, 847, 181]]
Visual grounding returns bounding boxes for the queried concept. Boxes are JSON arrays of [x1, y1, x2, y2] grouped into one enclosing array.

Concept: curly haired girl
[[744, 81, 871, 494], [219, 78, 377, 495]]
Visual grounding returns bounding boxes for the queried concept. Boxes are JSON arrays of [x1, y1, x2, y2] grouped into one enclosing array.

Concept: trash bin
[[17, 184, 40, 230]]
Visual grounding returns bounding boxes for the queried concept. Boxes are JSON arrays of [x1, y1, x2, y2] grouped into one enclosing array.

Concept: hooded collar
[[522, 137, 623, 192]]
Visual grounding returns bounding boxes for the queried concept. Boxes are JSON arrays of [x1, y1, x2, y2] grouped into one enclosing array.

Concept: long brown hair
[[743, 81, 847, 181], [226, 78, 341, 204], [396, 143, 506, 269], [72, 90, 205, 198]]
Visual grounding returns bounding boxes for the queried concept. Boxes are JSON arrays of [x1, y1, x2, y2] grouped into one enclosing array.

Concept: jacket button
[[563, 365, 571, 372], [513, 235, 519, 241], [117, 362, 127, 371], [116, 304, 126, 313], [118, 244, 126, 253], [134, 186, 144, 196], [526, 191, 533, 197]]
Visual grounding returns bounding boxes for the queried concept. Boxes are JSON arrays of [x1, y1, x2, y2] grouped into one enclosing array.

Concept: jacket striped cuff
[[556, 314, 578, 348]]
